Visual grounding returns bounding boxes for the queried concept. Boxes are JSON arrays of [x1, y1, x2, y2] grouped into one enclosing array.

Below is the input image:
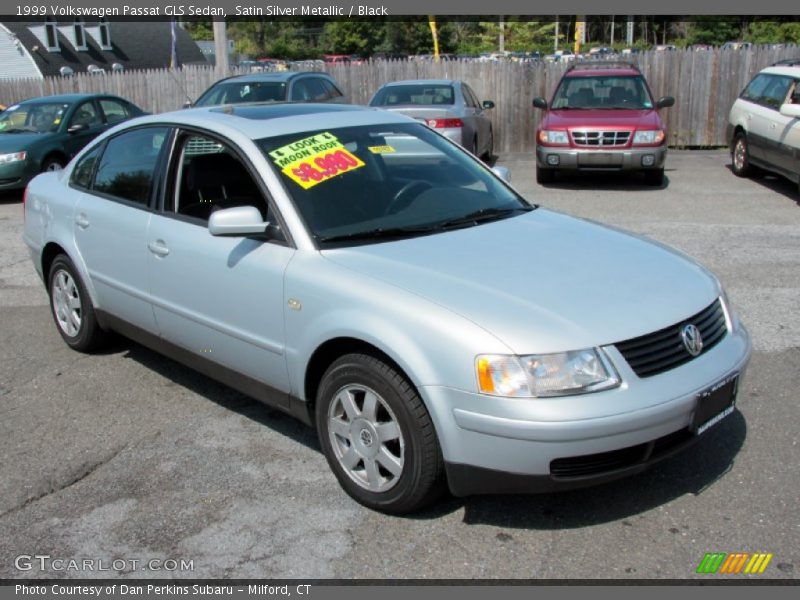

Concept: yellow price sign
[[269, 132, 364, 190]]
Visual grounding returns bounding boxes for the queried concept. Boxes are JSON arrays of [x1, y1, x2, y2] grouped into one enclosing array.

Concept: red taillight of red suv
[[426, 118, 463, 129]]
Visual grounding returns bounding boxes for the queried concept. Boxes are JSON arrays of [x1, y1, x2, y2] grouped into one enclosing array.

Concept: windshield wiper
[[433, 206, 535, 230], [316, 225, 439, 244]]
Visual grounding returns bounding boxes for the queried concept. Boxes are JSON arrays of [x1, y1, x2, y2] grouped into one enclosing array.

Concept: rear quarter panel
[[23, 171, 84, 292]]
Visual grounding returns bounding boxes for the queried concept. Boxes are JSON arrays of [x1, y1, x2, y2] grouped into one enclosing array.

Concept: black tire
[[48, 255, 106, 352], [644, 168, 665, 187], [483, 129, 494, 162], [41, 156, 65, 173], [316, 353, 445, 514], [536, 165, 555, 184], [731, 132, 754, 178]]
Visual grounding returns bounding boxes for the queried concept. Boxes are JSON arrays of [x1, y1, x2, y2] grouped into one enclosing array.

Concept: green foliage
[[182, 18, 800, 60]]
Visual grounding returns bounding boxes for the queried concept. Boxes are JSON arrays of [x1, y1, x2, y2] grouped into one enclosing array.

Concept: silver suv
[[728, 60, 800, 193]]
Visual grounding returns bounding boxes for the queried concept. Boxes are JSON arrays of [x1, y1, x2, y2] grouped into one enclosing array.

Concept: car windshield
[[258, 122, 532, 246], [551, 75, 653, 109], [370, 85, 455, 107], [195, 81, 287, 106], [0, 102, 70, 133]]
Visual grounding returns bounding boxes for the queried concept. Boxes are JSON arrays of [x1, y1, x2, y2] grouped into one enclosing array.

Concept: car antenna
[[165, 67, 194, 107]]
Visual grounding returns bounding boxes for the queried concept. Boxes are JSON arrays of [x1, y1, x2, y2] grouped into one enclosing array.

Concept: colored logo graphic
[[696, 552, 773, 574]]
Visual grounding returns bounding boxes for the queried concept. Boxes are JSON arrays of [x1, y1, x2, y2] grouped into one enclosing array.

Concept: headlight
[[476, 349, 620, 398], [0, 151, 26, 164], [633, 130, 665, 144], [538, 130, 569, 145]]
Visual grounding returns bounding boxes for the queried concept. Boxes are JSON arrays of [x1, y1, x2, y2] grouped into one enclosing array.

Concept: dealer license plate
[[692, 374, 738, 435]]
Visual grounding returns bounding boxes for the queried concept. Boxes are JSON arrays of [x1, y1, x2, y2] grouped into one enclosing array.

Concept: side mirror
[[183, 100, 193, 109], [482, 100, 495, 110], [67, 123, 88, 134], [779, 103, 800, 118], [532, 97, 547, 110], [208, 206, 269, 237], [492, 166, 511, 183], [656, 96, 675, 109]]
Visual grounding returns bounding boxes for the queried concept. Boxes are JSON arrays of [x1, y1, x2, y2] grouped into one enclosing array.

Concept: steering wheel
[[385, 181, 433, 215]]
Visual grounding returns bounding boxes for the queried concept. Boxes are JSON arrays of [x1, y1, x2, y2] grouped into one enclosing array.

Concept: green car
[[0, 94, 145, 191]]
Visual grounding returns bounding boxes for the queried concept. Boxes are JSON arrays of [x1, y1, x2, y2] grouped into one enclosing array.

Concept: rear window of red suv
[[552, 75, 653, 110]]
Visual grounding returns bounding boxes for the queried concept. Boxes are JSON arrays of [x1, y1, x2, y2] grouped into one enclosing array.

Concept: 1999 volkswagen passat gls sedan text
[[23, 103, 751, 513]]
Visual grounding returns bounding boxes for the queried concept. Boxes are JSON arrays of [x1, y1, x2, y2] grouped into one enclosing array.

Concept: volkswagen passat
[[23, 103, 751, 513]]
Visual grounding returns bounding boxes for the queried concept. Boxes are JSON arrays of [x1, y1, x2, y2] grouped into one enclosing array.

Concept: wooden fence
[[1, 47, 798, 152]]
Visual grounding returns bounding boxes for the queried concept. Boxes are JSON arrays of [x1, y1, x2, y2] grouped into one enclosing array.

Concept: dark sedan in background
[[189, 71, 348, 108], [369, 79, 495, 161], [0, 93, 144, 191]]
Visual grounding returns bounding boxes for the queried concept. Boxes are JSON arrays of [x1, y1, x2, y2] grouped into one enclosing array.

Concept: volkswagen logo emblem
[[681, 324, 703, 357]]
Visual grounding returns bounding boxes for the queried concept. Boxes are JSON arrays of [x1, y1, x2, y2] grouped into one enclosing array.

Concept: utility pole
[[627, 16, 634, 47], [610, 16, 615, 46], [213, 20, 229, 74], [499, 16, 505, 54], [554, 15, 559, 51]]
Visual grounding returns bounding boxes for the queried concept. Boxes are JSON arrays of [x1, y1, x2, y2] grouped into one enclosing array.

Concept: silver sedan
[[369, 79, 495, 160], [24, 104, 750, 514]]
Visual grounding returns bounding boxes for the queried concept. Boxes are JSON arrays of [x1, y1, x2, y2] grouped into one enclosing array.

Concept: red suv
[[532, 61, 674, 186]]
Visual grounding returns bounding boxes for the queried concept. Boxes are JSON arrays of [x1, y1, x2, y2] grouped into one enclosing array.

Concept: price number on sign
[[287, 149, 363, 189]]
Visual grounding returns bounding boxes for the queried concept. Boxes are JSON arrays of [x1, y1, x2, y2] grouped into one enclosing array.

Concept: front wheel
[[41, 156, 65, 173], [316, 353, 445, 514], [48, 255, 106, 352], [644, 168, 664, 187], [536, 165, 555, 184], [731, 132, 754, 177]]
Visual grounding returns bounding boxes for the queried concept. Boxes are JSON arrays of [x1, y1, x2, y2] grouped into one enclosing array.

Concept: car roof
[[214, 71, 328, 84], [124, 102, 415, 140], [18, 93, 114, 105], [565, 68, 641, 77], [760, 65, 800, 78], [380, 79, 459, 87]]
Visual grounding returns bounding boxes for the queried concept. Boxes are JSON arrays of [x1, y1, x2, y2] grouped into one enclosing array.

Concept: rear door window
[[92, 127, 169, 206]]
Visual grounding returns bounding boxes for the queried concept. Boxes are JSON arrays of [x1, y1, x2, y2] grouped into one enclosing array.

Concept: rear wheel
[[48, 255, 106, 352], [644, 168, 664, 187], [536, 165, 555, 184], [316, 353, 445, 514], [731, 132, 754, 177]]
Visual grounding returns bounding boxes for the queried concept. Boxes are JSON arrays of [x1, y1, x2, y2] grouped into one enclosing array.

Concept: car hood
[[542, 109, 662, 130], [0, 132, 48, 152], [321, 209, 719, 354]]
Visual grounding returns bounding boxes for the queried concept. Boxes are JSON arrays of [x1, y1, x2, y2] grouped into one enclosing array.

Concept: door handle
[[148, 240, 170, 257], [75, 213, 90, 229]]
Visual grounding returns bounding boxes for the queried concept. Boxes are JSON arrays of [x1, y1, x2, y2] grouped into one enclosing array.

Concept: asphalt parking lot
[[0, 150, 798, 580]]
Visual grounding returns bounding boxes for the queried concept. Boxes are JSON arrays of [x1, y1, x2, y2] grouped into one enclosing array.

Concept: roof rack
[[771, 58, 800, 67], [566, 60, 640, 73]]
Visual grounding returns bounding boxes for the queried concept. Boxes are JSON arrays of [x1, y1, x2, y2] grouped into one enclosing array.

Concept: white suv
[[727, 61, 800, 193]]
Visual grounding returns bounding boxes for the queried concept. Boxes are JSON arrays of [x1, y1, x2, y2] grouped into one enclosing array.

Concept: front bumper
[[536, 144, 667, 171], [421, 324, 751, 496], [0, 160, 35, 190]]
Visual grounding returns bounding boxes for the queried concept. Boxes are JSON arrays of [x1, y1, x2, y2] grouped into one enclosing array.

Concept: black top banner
[[1, 0, 799, 17]]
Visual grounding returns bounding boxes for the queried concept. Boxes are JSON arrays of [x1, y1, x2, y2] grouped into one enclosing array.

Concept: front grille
[[615, 299, 727, 378], [571, 130, 631, 146], [550, 428, 693, 479]]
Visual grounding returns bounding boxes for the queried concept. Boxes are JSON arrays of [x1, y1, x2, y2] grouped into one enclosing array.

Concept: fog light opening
[[547, 154, 560, 166], [641, 154, 655, 167]]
